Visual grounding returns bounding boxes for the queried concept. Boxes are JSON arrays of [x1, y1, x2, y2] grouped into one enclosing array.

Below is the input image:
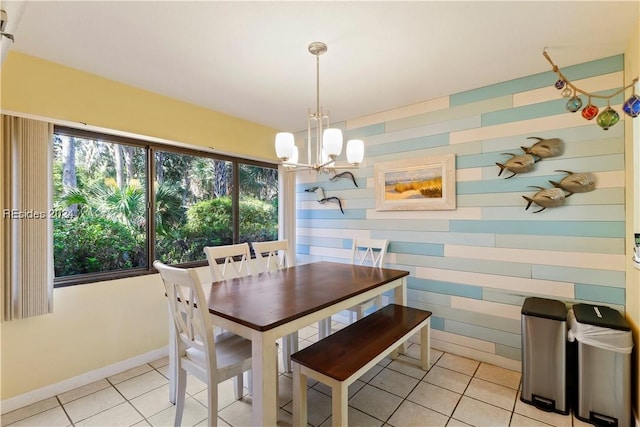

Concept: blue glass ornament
[[622, 94, 640, 118], [555, 80, 565, 90], [566, 96, 583, 113]]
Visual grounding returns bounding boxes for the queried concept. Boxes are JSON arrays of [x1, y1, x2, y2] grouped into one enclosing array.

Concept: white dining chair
[[203, 242, 261, 391], [204, 243, 253, 281], [154, 260, 252, 427], [318, 238, 390, 339], [251, 239, 299, 372]]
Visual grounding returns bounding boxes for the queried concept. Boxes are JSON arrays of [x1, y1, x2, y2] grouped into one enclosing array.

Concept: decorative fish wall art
[[549, 170, 596, 195], [522, 186, 567, 213], [497, 137, 563, 179], [496, 153, 538, 178], [521, 171, 596, 213], [520, 137, 563, 159]]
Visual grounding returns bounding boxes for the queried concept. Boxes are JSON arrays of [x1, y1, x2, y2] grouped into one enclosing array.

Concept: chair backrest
[[204, 243, 252, 281], [251, 240, 293, 273], [351, 238, 389, 267], [154, 260, 216, 367]]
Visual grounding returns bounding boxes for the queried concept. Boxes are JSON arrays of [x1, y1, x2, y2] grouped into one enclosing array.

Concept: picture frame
[[374, 154, 456, 211]]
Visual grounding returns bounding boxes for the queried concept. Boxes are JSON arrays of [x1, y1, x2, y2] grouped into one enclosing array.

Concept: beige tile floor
[[2, 320, 591, 427]]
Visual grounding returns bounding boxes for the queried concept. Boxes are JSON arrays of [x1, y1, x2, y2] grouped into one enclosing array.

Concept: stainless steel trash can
[[521, 297, 568, 414], [569, 304, 633, 427]]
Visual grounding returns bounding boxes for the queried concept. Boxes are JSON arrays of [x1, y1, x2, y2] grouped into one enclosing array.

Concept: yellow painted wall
[[625, 15, 640, 418], [1, 51, 279, 161], [1, 274, 168, 399], [0, 51, 278, 402]]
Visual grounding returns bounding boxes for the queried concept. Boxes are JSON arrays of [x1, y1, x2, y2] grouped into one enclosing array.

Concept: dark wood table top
[[205, 261, 409, 331]]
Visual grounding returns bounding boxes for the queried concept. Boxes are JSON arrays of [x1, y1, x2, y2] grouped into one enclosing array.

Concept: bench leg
[[420, 319, 431, 370], [292, 363, 307, 427], [332, 382, 349, 427]]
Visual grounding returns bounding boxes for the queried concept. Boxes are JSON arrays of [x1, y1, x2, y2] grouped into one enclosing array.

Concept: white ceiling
[[2, 1, 639, 133]]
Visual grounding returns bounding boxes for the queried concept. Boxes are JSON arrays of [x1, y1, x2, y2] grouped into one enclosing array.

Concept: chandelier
[[275, 42, 365, 172]]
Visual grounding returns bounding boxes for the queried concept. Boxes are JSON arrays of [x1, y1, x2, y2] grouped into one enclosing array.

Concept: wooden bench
[[291, 304, 432, 427]]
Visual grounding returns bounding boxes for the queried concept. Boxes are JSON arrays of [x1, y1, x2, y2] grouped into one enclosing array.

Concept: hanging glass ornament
[[581, 97, 599, 120], [561, 87, 572, 98], [597, 106, 620, 130], [622, 94, 640, 118], [555, 79, 566, 90], [566, 95, 583, 113]]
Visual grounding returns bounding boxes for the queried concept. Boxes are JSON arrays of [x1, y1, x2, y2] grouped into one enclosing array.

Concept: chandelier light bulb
[[346, 139, 364, 165], [321, 147, 335, 168], [275, 132, 295, 160], [285, 145, 299, 168], [322, 128, 343, 158]]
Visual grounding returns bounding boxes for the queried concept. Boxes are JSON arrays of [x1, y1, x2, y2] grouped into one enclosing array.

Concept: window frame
[[53, 125, 278, 287]]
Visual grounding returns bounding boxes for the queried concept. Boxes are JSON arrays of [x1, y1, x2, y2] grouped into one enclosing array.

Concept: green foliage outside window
[[52, 130, 278, 281]]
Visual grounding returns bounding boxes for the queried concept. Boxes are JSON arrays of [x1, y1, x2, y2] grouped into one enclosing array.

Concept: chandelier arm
[[543, 49, 638, 101]]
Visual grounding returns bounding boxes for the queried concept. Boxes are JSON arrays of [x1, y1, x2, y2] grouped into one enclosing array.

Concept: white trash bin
[[569, 304, 633, 427]]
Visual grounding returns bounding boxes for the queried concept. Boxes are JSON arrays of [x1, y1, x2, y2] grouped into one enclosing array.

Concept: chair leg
[[233, 373, 243, 400], [246, 370, 253, 395], [207, 369, 218, 427], [283, 332, 299, 372], [318, 318, 331, 339], [174, 366, 187, 427]]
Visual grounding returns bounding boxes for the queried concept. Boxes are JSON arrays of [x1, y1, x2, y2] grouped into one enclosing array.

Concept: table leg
[[251, 331, 278, 426], [394, 277, 408, 354]]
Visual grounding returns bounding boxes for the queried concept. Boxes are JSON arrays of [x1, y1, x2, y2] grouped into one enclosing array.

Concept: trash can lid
[[572, 304, 630, 331], [521, 297, 567, 321]]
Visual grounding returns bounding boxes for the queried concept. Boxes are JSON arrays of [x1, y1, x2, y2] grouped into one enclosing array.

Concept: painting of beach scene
[[375, 154, 456, 211]]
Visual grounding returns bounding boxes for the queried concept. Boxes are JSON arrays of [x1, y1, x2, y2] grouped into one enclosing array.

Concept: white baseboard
[[1, 347, 169, 414]]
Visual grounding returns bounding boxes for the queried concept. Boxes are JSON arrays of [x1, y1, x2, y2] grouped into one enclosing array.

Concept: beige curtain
[[278, 165, 297, 264], [1, 115, 54, 321]]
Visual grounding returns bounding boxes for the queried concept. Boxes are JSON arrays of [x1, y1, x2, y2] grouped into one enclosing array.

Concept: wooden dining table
[[171, 261, 409, 426]]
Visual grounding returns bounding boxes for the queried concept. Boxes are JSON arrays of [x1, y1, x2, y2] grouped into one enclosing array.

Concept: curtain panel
[[278, 165, 296, 264], [1, 115, 54, 321]]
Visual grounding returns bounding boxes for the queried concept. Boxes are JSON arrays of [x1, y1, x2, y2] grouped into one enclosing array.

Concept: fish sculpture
[[520, 137, 563, 159], [305, 186, 344, 214], [496, 153, 537, 178], [549, 170, 596, 195], [330, 171, 359, 187], [522, 186, 566, 213]]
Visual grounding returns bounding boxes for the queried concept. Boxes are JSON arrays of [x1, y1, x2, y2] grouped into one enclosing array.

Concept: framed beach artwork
[[374, 154, 456, 211]]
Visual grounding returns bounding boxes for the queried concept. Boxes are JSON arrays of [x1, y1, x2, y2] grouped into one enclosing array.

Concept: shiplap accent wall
[[294, 55, 626, 371]]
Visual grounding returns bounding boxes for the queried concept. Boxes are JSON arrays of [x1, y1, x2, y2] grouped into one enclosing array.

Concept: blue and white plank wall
[[294, 55, 626, 371]]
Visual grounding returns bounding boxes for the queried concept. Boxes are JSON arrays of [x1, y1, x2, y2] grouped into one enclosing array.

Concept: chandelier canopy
[[275, 42, 364, 172]]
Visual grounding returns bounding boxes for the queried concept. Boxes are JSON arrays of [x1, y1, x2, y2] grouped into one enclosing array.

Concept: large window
[[52, 127, 278, 286]]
